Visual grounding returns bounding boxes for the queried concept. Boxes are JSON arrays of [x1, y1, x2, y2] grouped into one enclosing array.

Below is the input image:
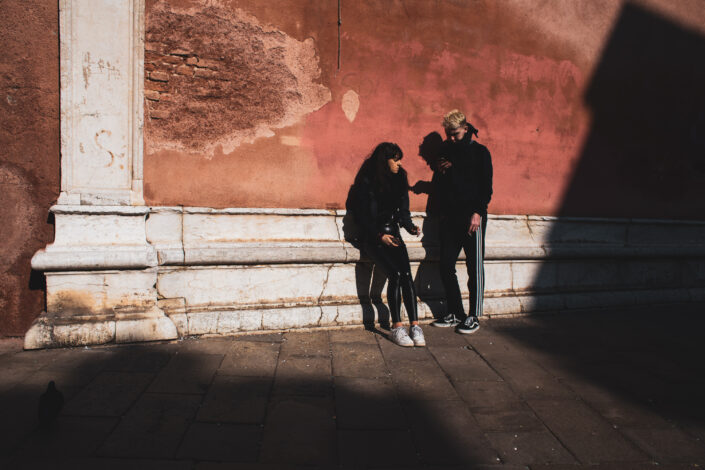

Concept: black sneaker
[[456, 316, 480, 334], [431, 314, 460, 328]]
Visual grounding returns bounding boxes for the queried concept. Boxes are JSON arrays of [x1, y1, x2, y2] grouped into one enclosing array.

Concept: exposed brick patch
[[144, 1, 330, 153], [150, 109, 169, 119], [145, 90, 161, 101], [148, 71, 169, 82]]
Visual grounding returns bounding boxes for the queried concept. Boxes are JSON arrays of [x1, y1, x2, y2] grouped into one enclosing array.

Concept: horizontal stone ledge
[[50, 204, 150, 215], [31, 247, 158, 271], [151, 242, 705, 266], [33, 242, 705, 272]]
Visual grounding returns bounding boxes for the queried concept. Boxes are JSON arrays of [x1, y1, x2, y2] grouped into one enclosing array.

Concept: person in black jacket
[[350, 142, 424, 347], [431, 110, 493, 334]]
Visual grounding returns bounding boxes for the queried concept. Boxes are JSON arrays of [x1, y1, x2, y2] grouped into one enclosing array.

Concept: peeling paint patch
[[341, 89, 359, 123], [280, 135, 301, 146], [145, 1, 331, 154]]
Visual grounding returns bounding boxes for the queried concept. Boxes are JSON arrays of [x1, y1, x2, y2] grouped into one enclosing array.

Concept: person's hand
[[380, 234, 400, 247], [410, 181, 432, 195], [468, 213, 482, 234], [438, 158, 452, 173], [408, 225, 421, 236]]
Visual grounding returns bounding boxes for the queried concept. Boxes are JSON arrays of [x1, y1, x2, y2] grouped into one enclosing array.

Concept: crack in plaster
[[317, 263, 334, 306]]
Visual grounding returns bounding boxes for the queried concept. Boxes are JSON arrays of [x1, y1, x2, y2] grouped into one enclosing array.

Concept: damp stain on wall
[[144, 1, 331, 155]]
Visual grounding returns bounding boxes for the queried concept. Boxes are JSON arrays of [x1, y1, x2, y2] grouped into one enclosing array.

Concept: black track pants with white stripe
[[438, 215, 487, 319]]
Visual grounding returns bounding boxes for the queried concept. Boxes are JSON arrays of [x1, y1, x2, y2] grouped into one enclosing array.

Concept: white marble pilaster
[[57, 0, 144, 206]]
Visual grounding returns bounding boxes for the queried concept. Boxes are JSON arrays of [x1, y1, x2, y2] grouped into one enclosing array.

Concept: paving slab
[[272, 354, 332, 396], [331, 342, 389, 378], [98, 393, 201, 459], [63, 371, 154, 417], [195, 463, 318, 470], [334, 376, 407, 429], [528, 398, 649, 464], [404, 399, 500, 466], [422, 325, 473, 347], [280, 330, 330, 357], [376, 335, 437, 363], [148, 353, 224, 394], [8, 458, 194, 470], [197, 374, 272, 424], [620, 426, 705, 464], [428, 344, 503, 382], [102, 345, 174, 372], [388, 359, 459, 401], [338, 428, 419, 468], [177, 422, 262, 462], [471, 407, 546, 432], [454, 380, 525, 411], [234, 332, 285, 343], [485, 430, 577, 465], [0, 391, 44, 455], [3, 307, 705, 468], [329, 327, 379, 344], [176, 337, 236, 355], [14, 416, 118, 459], [260, 396, 337, 466], [470, 349, 576, 400], [218, 341, 280, 377]]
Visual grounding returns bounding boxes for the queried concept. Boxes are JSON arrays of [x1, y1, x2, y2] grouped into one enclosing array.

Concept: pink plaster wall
[[143, 0, 705, 219], [0, 0, 60, 336]]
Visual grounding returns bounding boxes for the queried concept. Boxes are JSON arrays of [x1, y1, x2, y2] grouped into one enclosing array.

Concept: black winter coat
[[436, 135, 493, 217], [349, 171, 415, 242]]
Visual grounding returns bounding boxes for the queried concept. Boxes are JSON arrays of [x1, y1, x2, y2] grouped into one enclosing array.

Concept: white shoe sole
[[431, 321, 459, 328], [456, 326, 480, 335]]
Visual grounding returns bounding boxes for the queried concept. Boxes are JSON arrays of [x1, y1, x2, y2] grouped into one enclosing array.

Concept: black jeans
[[439, 215, 487, 319], [362, 233, 418, 324]]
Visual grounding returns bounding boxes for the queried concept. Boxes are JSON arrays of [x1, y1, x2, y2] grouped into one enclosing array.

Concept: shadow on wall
[[519, 1, 705, 436], [560, 2, 705, 219], [413, 131, 445, 319]]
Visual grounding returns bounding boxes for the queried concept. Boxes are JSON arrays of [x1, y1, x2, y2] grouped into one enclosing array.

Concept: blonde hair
[[442, 109, 467, 130]]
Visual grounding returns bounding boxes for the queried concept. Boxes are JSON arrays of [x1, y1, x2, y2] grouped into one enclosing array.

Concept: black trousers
[[439, 215, 487, 319], [363, 234, 418, 324]]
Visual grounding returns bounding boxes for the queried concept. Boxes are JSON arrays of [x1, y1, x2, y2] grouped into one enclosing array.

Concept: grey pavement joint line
[[487, 333, 654, 464], [512, 337, 685, 464], [373, 331, 423, 464], [464, 331, 582, 465], [254, 336, 283, 463], [172, 351, 226, 460], [96, 358, 158, 457], [426, 334, 511, 464]]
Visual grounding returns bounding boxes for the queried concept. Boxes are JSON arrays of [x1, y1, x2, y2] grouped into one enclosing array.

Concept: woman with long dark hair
[[350, 142, 424, 347]]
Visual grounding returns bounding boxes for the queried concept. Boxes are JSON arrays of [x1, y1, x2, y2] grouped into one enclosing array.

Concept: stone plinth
[[26, 208, 705, 348]]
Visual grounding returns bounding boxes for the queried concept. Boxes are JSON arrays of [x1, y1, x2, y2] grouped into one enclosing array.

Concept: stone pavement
[[1, 305, 705, 469]]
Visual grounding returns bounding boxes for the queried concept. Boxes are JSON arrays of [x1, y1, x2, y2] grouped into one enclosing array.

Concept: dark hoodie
[[436, 134, 493, 218], [349, 160, 415, 241]]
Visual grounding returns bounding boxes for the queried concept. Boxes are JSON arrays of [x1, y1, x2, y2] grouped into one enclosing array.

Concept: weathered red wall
[[143, 0, 705, 218], [0, 1, 60, 336]]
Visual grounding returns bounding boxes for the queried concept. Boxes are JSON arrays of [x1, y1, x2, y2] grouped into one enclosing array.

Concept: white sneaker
[[390, 326, 414, 347], [409, 325, 426, 346]]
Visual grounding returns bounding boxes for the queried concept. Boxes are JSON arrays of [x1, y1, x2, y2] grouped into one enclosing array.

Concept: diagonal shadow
[[516, 0, 705, 439]]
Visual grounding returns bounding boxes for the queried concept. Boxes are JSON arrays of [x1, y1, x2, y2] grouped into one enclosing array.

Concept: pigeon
[[38, 381, 64, 428]]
